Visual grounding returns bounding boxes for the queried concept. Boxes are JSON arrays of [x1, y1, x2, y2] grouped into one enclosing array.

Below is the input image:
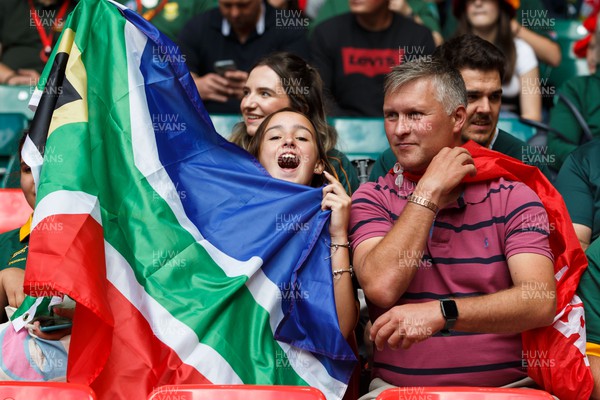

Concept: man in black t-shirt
[[0, 0, 78, 86], [178, 0, 309, 114], [309, 0, 435, 117]]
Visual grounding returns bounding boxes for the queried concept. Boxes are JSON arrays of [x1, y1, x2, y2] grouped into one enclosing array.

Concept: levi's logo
[[342, 47, 402, 77]]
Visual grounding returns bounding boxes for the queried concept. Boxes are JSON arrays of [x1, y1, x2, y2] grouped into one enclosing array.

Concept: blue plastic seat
[[497, 117, 537, 143], [329, 117, 388, 183], [0, 85, 35, 119], [209, 114, 243, 139], [0, 113, 28, 186]]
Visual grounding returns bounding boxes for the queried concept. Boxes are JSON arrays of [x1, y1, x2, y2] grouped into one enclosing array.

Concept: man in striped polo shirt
[[349, 60, 556, 398]]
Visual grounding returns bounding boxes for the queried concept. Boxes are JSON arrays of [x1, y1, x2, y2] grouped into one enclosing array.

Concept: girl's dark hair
[[231, 52, 337, 152], [248, 107, 332, 188], [454, 0, 516, 84], [18, 129, 29, 156]]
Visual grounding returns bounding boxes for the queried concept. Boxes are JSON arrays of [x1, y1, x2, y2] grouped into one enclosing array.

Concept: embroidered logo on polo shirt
[[10, 245, 28, 260]]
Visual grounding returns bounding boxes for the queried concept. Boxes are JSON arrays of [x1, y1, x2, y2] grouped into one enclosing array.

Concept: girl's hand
[[30, 306, 74, 340], [321, 171, 351, 239]]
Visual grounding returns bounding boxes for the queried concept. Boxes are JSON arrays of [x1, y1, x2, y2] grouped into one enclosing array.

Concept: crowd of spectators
[[2, 0, 600, 399]]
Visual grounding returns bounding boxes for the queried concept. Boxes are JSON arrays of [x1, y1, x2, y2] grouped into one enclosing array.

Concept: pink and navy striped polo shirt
[[350, 173, 553, 387]]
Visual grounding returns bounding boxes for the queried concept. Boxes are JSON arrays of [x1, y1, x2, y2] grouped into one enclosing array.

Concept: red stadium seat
[[148, 384, 326, 400], [0, 381, 97, 399], [376, 387, 555, 399], [0, 188, 32, 234]]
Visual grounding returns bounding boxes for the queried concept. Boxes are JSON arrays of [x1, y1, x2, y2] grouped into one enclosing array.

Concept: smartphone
[[214, 59, 237, 76], [33, 315, 73, 332]]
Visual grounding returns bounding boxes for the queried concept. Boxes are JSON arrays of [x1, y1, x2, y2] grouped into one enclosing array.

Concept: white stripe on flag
[[124, 23, 263, 280], [21, 136, 44, 191], [104, 242, 243, 383], [124, 21, 346, 399], [32, 190, 101, 230]]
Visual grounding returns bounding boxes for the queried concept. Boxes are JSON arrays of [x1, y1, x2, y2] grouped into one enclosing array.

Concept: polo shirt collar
[[221, 2, 266, 37], [19, 214, 33, 242], [488, 127, 499, 149]]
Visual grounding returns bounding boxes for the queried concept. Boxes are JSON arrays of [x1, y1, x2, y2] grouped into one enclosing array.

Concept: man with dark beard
[[370, 34, 551, 181]]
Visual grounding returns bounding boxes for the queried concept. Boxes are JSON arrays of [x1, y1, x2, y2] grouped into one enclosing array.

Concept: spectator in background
[[350, 60, 555, 398], [453, 0, 543, 121], [310, 0, 436, 116], [441, 0, 561, 68], [310, 0, 443, 45], [555, 139, 600, 252], [555, 138, 600, 399], [230, 52, 360, 194], [0, 0, 78, 86], [370, 34, 552, 181], [547, 9, 600, 170], [116, 0, 214, 42], [178, 0, 309, 114]]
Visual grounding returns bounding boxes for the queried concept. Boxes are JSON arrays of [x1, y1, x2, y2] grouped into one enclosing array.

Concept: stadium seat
[[497, 117, 537, 143], [0, 85, 35, 119], [147, 384, 327, 400], [210, 114, 242, 139], [541, 19, 590, 89], [329, 117, 388, 183], [376, 387, 555, 399], [0, 381, 97, 399], [0, 113, 27, 186], [0, 188, 32, 234], [1, 153, 20, 188]]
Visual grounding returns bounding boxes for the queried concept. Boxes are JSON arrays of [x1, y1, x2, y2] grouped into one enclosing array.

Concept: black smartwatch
[[440, 299, 458, 336]]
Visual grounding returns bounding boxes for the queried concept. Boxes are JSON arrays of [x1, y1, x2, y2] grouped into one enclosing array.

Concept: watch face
[[441, 299, 459, 319]]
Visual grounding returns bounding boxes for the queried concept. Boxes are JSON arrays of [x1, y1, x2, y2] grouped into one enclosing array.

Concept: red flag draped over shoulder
[[461, 140, 593, 399]]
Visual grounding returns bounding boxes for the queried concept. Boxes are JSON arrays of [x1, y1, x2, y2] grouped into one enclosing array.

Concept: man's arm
[[0, 63, 39, 85], [354, 147, 476, 308], [573, 223, 592, 251], [555, 152, 594, 251], [370, 252, 556, 351]]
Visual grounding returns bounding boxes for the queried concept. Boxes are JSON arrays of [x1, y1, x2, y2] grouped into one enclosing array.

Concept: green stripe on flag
[[35, 0, 309, 386]]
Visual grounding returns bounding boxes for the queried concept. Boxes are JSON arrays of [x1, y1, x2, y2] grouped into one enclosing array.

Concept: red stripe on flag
[[25, 212, 210, 398], [90, 280, 211, 399], [24, 213, 113, 384]]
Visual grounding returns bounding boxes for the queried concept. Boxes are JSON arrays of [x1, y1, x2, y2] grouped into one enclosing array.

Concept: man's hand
[[193, 70, 248, 102], [370, 301, 445, 351], [0, 268, 26, 308], [223, 70, 248, 100], [389, 0, 411, 16], [416, 147, 476, 208]]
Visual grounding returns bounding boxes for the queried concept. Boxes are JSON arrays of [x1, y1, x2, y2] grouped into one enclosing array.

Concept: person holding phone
[[178, 0, 309, 113], [0, 132, 72, 381]]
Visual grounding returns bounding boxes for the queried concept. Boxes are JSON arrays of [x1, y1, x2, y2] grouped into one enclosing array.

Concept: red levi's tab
[[342, 48, 401, 77]]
